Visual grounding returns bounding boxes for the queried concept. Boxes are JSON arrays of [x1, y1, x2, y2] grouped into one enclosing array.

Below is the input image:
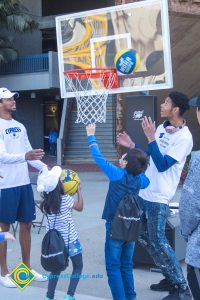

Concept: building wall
[[14, 97, 44, 149], [12, 0, 42, 56]]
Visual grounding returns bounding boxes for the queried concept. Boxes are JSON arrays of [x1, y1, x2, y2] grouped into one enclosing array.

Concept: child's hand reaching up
[[86, 124, 96, 136]]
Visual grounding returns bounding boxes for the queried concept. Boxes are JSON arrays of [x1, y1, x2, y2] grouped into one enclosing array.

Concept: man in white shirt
[[0, 87, 47, 287], [117, 92, 193, 300]]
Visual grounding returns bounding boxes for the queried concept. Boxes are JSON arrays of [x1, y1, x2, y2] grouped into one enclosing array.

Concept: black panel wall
[[123, 95, 157, 151], [42, 0, 115, 16]]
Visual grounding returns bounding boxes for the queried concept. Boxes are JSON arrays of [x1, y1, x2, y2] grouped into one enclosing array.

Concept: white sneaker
[[31, 269, 48, 282], [0, 274, 17, 288]]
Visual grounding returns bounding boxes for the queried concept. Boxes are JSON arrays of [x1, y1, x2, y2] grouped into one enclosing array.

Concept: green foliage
[[0, 0, 38, 63]]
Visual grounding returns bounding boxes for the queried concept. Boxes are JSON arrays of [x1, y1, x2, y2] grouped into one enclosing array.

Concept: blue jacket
[[88, 135, 150, 221]]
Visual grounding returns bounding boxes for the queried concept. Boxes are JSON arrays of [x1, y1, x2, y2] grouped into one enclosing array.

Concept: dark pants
[[137, 198, 187, 289], [47, 253, 83, 299], [187, 264, 200, 300], [49, 143, 57, 156]]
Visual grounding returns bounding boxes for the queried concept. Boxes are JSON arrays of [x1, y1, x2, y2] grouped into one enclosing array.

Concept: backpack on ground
[[41, 217, 69, 272], [110, 193, 143, 242]]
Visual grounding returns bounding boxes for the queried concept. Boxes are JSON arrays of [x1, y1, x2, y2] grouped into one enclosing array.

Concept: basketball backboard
[[56, 0, 173, 98]]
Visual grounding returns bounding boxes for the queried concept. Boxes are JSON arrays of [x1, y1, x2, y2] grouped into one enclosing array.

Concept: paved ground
[[1, 171, 186, 300]]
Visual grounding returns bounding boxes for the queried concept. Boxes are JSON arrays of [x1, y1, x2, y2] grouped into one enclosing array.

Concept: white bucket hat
[[0, 87, 19, 99], [37, 166, 62, 193]]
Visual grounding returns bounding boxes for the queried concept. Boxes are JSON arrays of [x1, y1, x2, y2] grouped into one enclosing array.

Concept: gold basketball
[[60, 169, 80, 195]]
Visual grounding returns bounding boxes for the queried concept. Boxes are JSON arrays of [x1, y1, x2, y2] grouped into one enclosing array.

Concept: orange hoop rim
[[64, 68, 117, 79]]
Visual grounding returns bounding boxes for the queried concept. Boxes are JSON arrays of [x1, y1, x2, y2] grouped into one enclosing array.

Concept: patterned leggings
[[47, 253, 83, 299], [137, 198, 187, 289]]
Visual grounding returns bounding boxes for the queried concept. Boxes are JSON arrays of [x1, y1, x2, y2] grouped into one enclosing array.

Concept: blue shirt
[[48, 131, 58, 144], [88, 135, 150, 221]]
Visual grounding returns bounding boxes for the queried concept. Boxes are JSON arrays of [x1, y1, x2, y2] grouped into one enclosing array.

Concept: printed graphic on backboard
[[56, 0, 173, 98]]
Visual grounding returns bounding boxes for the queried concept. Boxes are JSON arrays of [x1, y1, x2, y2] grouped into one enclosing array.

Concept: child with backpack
[[37, 166, 83, 300], [86, 124, 150, 300]]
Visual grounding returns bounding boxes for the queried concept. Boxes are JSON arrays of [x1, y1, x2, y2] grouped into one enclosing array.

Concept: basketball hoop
[[64, 68, 119, 125]]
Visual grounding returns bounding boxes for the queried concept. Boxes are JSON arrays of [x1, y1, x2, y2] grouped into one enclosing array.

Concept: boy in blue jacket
[[86, 124, 149, 300]]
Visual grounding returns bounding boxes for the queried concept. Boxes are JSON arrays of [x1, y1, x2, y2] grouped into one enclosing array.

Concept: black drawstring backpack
[[110, 193, 143, 242], [41, 215, 69, 272]]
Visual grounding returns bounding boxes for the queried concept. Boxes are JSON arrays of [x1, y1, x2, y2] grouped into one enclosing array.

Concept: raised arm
[[117, 131, 135, 149], [86, 124, 125, 181], [142, 116, 177, 172]]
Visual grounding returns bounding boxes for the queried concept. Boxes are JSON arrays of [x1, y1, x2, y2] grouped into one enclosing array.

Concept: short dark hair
[[169, 91, 190, 116], [124, 148, 149, 175]]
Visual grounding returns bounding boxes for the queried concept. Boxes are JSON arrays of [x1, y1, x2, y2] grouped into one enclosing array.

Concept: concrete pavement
[[1, 172, 186, 300]]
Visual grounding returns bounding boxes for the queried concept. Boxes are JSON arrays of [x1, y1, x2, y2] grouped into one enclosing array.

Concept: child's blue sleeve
[[0, 233, 5, 243], [148, 141, 177, 172], [88, 135, 125, 181], [138, 174, 150, 189]]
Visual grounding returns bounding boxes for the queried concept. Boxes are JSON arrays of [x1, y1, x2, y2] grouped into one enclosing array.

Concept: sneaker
[[63, 294, 75, 300], [0, 274, 17, 288], [31, 269, 48, 282], [150, 278, 174, 292], [162, 287, 192, 300]]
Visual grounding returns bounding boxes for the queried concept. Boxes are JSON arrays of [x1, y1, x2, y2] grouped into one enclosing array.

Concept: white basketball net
[[64, 68, 118, 125]]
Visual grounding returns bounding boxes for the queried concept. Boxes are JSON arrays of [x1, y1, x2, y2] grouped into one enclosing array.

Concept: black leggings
[[47, 253, 83, 299], [187, 264, 200, 300]]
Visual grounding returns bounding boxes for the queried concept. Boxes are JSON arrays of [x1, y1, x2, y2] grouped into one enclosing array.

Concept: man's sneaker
[[0, 274, 17, 288], [150, 278, 174, 292], [162, 287, 192, 300], [31, 269, 48, 282], [63, 294, 75, 300]]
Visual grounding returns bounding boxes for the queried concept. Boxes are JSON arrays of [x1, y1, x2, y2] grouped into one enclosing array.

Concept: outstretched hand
[[86, 124, 96, 136], [25, 149, 45, 160], [117, 131, 135, 149], [141, 116, 156, 142], [4, 232, 15, 242]]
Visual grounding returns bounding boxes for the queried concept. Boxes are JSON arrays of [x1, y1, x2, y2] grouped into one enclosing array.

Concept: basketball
[[114, 48, 140, 74], [60, 169, 80, 195]]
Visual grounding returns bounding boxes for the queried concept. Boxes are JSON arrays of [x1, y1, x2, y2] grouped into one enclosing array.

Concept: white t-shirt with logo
[[0, 118, 45, 189], [139, 124, 193, 204]]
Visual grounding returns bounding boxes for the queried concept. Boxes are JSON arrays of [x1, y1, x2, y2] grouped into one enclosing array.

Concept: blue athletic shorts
[[0, 184, 36, 224]]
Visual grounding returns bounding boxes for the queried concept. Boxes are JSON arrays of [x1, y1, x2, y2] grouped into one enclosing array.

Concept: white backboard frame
[[56, 0, 173, 98]]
